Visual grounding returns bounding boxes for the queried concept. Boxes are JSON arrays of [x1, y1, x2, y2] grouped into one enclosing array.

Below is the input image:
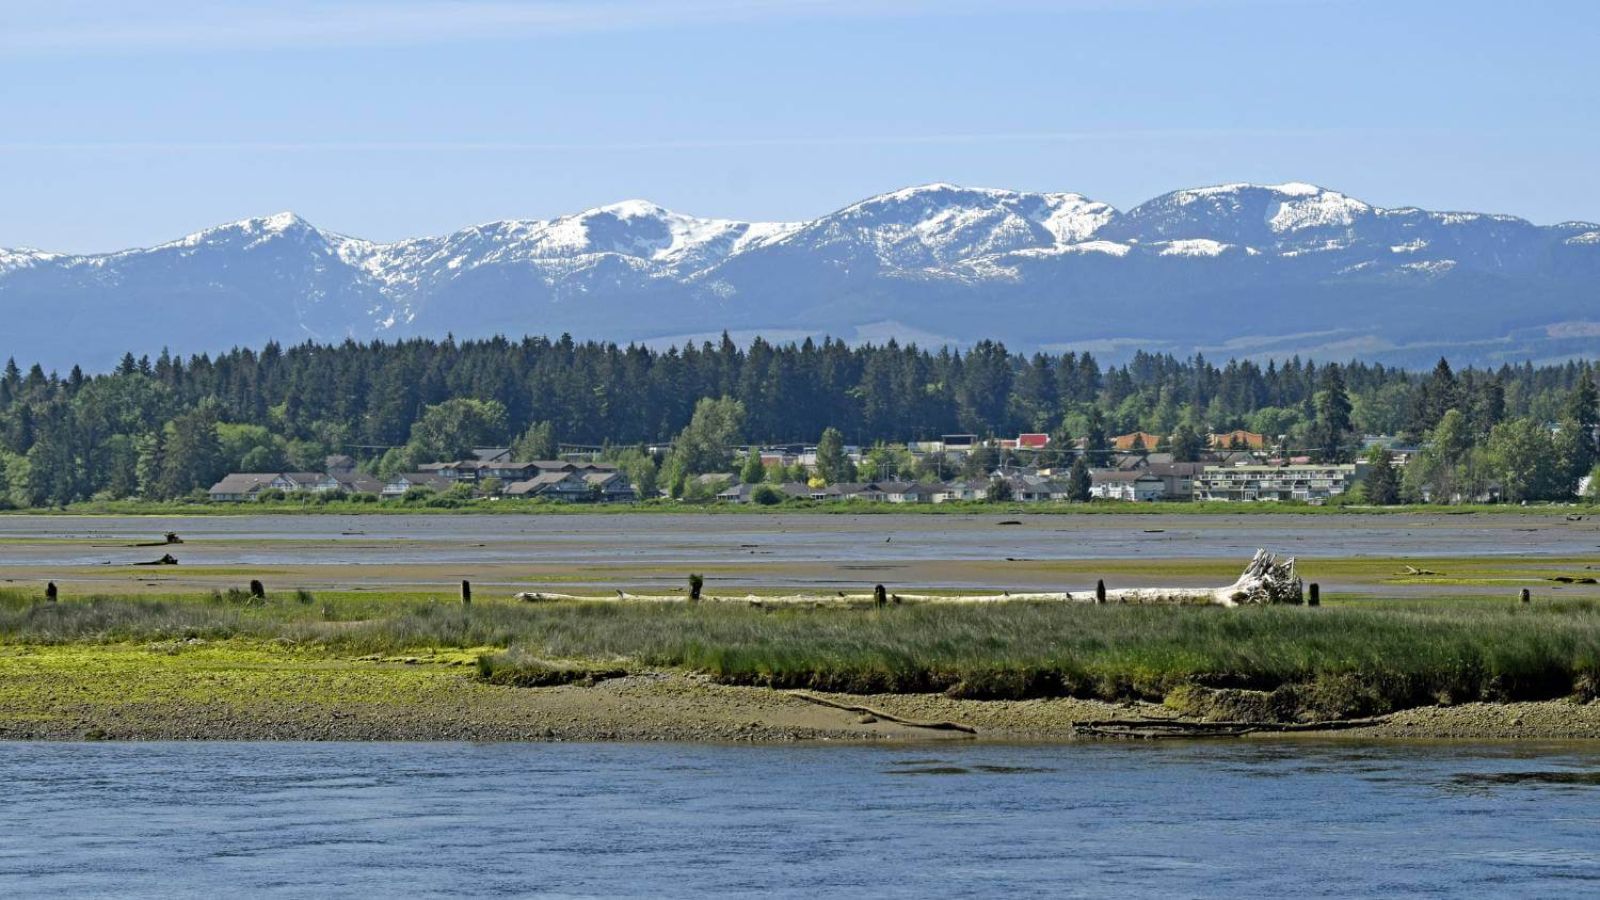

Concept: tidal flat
[[2, 512, 1600, 743]]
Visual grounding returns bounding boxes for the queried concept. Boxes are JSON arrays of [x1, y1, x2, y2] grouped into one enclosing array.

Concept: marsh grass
[[4, 588, 1600, 718]]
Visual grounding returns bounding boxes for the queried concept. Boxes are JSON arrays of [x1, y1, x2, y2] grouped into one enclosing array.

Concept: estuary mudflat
[[1, 512, 1597, 600]]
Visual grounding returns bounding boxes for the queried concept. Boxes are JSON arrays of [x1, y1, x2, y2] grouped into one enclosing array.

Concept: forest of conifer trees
[[0, 333, 1595, 507]]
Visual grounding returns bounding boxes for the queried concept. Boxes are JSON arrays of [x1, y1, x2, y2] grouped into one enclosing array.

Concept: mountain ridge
[[3, 182, 1598, 370]]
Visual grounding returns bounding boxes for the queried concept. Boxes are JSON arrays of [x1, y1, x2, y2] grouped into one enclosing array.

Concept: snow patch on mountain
[[1156, 238, 1234, 257], [154, 211, 317, 253], [0, 248, 61, 273], [1267, 188, 1370, 232], [792, 183, 1118, 267]]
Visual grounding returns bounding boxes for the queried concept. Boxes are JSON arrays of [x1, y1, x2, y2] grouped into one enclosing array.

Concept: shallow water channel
[[2, 740, 1599, 897]]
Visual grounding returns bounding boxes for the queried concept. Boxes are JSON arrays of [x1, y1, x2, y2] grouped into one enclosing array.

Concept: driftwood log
[[513, 550, 1304, 608], [1074, 714, 1391, 739], [788, 692, 978, 734]]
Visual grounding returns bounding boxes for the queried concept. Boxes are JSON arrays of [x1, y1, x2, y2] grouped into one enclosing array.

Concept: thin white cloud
[[0, 128, 1364, 154], [0, 0, 1314, 53]]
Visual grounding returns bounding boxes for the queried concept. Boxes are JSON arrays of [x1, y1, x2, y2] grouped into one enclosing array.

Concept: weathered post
[[874, 584, 887, 608], [1520, 588, 1531, 604], [45, 581, 58, 603], [1095, 579, 1107, 604], [248, 579, 265, 600], [689, 573, 704, 602], [460, 579, 472, 606], [1308, 583, 1320, 607]]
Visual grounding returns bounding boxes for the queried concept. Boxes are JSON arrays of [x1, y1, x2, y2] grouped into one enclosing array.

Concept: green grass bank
[[5, 587, 1600, 724]]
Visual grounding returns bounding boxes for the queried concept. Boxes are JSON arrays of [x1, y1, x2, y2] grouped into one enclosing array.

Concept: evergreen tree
[[1067, 455, 1091, 502], [1169, 423, 1203, 463], [157, 402, 224, 499], [1553, 419, 1593, 493], [1560, 368, 1599, 477], [1566, 367, 1599, 428], [1411, 357, 1459, 436], [1362, 444, 1400, 505], [1312, 366, 1355, 462], [1082, 408, 1110, 466]]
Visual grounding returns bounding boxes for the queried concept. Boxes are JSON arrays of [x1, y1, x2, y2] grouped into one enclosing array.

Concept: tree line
[[0, 334, 1595, 506]]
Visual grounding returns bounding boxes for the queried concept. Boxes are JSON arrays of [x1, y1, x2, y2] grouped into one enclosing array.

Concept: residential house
[[717, 482, 811, 504], [208, 473, 279, 502], [1112, 431, 1163, 452], [717, 482, 761, 504], [505, 470, 592, 501], [877, 481, 937, 504], [1089, 469, 1167, 502], [1015, 433, 1050, 451], [1208, 430, 1268, 451], [941, 434, 979, 453], [1193, 463, 1363, 503], [826, 483, 887, 502], [932, 479, 990, 503], [582, 470, 637, 502], [1144, 462, 1206, 501], [1111, 453, 1148, 471], [329, 473, 384, 495], [1011, 475, 1070, 502], [210, 470, 386, 501], [382, 472, 454, 497]]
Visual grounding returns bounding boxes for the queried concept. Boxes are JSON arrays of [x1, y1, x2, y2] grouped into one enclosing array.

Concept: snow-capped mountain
[[3, 182, 1598, 370]]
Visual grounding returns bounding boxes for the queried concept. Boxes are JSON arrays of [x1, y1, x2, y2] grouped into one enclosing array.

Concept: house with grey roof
[[1089, 469, 1167, 502], [505, 470, 591, 501], [382, 472, 455, 497]]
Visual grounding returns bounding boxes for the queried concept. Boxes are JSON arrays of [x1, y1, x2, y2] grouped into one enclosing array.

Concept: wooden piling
[[248, 579, 265, 600], [689, 573, 704, 602], [1520, 587, 1531, 604], [1308, 583, 1320, 607], [45, 581, 57, 603], [461, 579, 472, 606], [1095, 579, 1106, 604], [875, 584, 887, 608]]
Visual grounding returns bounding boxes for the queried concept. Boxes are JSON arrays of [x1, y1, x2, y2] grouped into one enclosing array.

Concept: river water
[[3, 741, 1599, 897]]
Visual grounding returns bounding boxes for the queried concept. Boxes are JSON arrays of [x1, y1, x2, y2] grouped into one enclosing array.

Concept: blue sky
[[2, 0, 1596, 252]]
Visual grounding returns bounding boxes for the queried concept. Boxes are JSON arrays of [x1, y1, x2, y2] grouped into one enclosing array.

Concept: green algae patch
[[0, 641, 469, 737]]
